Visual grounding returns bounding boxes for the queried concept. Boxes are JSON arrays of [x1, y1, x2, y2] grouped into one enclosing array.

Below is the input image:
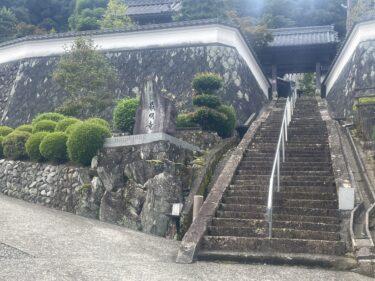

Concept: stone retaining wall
[[0, 160, 92, 214], [0, 45, 268, 127], [326, 40, 375, 118]]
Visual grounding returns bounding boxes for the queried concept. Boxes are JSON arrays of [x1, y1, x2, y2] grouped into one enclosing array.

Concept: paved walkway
[[0, 194, 371, 281]]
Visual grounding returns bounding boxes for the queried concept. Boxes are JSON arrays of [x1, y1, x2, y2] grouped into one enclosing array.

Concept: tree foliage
[[68, 0, 107, 31], [99, 0, 134, 29], [53, 37, 118, 118], [0, 7, 17, 42]]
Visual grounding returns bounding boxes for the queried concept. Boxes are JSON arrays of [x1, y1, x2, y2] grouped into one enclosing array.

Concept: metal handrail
[[266, 90, 297, 238]]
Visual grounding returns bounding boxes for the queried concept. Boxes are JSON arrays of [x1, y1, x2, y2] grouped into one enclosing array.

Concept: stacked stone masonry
[[0, 45, 268, 127], [327, 40, 375, 118], [0, 140, 199, 239]]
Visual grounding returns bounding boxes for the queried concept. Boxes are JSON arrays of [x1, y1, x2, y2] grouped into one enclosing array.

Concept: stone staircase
[[198, 97, 346, 260]]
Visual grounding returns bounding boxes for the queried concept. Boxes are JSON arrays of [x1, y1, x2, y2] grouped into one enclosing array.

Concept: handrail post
[[277, 154, 280, 192], [282, 127, 285, 162]]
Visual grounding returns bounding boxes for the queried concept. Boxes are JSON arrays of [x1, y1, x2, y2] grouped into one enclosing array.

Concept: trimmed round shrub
[[3, 131, 31, 160], [192, 72, 223, 95], [40, 132, 68, 163], [55, 117, 81, 132], [0, 126, 14, 136], [113, 97, 140, 133], [67, 123, 111, 166], [32, 120, 57, 133], [193, 94, 221, 109], [217, 105, 237, 138], [65, 121, 83, 135], [25, 132, 49, 161], [176, 113, 198, 128], [15, 124, 33, 133], [32, 112, 65, 125], [0, 136, 3, 158], [191, 107, 229, 136], [85, 118, 110, 129]]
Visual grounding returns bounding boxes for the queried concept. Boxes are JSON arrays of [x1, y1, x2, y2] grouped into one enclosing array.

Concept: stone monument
[[133, 77, 177, 135]]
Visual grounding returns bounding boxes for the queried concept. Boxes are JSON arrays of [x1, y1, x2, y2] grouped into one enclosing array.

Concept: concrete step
[[219, 204, 339, 217], [225, 190, 337, 200], [236, 170, 333, 177], [211, 218, 340, 232], [207, 226, 341, 241], [222, 197, 338, 209], [216, 211, 340, 225], [239, 161, 332, 168], [201, 236, 346, 256], [228, 184, 336, 194]]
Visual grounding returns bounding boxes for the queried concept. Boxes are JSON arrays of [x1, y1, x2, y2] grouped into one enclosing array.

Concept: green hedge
[[176, 113, 198, 128], [55, 118, 81, 132], [193, 94, 221, 109], [191, 107, 228, 136], [192, 72, 223, 95], [3, 131, 31, 160], [40, 132, 68, 163], [65, 121, 83, 135], [32, 112, 65, 124], [25, 132, 49, 161], [217, 105, 236, 138], [67, 123, 111, 166], [0, 126, 13, 137], [32, 120, 57, 133], [15, 124, 33, 133], [0, 136, 3, 158], [113, 97, 140, 133], [85, 118, 110, 129]]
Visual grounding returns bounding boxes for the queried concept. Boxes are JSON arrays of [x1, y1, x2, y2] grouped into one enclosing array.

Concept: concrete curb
[[175, 101, 275, 264]]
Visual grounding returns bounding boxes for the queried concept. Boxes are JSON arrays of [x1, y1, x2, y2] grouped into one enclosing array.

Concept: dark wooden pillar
[[272, 64, 278, 99], [316, 62, 321, 96]]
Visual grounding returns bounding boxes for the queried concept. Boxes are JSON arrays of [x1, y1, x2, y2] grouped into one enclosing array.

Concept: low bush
[[191, 107, 229, 136], [0, 126, 13, 136], [176, 113, 198, 128], [32, 120, 57, 133], [0, 136, 3, 158], [193, 94, 221, 109], [55, 117, 81, 132], [65, 121, 83, 135], [3, 131, 31, 159], [192, 72, 223, 95], [32, 112, 65, 124], [25, 132, 49, 161], [40, 132, 68, 163], [217, 105, 237, 138], [67, 122, 111, 166], [85, 118, 110, 129], [113, 97, 140, 133], [15, 124, 33, 133]]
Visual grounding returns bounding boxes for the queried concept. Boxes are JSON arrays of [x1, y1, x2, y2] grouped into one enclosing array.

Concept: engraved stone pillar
[[133, 77, 177, 135]]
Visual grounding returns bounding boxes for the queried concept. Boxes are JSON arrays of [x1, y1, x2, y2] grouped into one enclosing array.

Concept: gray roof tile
[[269, 25, 338, 47], [124, 0, 180, 16]]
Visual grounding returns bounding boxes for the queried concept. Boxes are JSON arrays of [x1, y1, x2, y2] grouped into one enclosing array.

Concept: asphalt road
[[0, 194, 371, 281]]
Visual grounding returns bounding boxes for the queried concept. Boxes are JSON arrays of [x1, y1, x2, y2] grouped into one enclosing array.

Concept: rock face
[[327, 40, 375, 118], [0, 45, 268, 127], [133, 78, 177, 135], [0, 141, 195, 239], [96, 141, 194, 238]]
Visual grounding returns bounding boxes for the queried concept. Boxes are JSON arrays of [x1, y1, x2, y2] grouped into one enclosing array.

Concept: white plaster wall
[[0, 24, 270, 97], [325, 20, 375, 94]]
